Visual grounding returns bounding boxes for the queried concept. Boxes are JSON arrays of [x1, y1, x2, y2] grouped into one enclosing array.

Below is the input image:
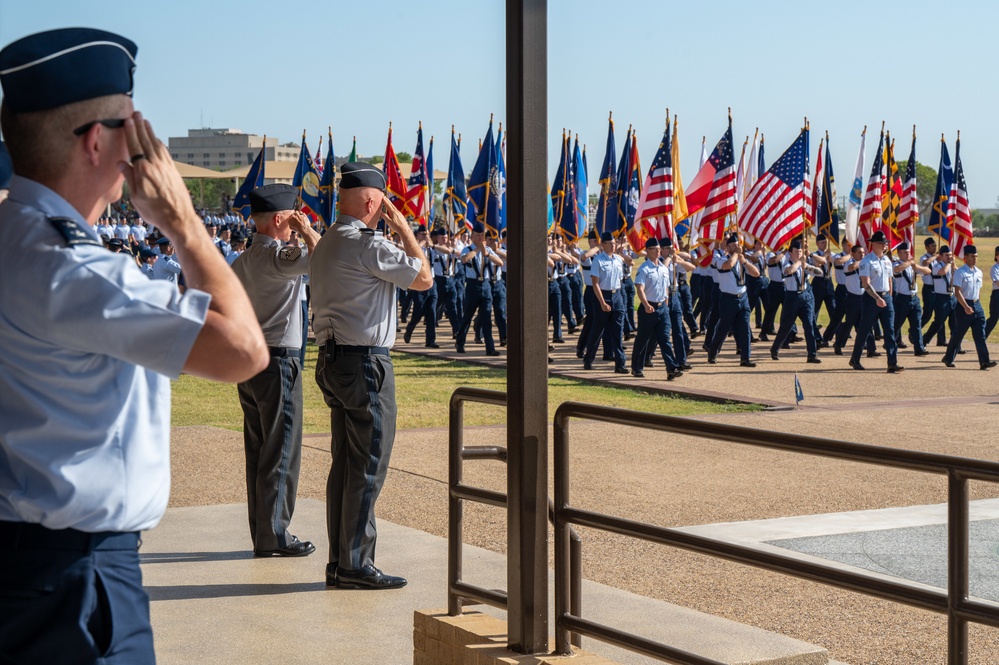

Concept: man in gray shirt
[[232, 184, 321, 557], [311, 163, 432, 589]]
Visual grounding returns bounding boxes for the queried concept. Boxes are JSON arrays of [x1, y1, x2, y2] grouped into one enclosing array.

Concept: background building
[[169, 128, 298, 171]]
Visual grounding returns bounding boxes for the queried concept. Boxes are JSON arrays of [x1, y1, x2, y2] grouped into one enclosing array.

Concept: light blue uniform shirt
[[892, 260, 918, 297], [858, 253, 893, 292], [152, 253, 182, 282], [634, 259, 670, 303], [716, 256, 748, 295], [590, 252, 625, 291], [953, 264, 983, 301], [0, 176, 210, 532], [460, 245, 497, 280], [844, 258, 864, 295]]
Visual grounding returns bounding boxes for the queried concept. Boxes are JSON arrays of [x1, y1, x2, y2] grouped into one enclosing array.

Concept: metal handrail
[[448, 387, 583, 647], [552, 401, 999, 665]]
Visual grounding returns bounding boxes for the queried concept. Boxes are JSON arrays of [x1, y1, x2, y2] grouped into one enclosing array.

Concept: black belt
[[966, 299, 979, 304], [0, 521, 139, 552], [874, 291, 890, 297], [648, 300, 665, 308], [319, 344, 389, 357], [601, 288, 619, 295], [268, 346, 300, 357]]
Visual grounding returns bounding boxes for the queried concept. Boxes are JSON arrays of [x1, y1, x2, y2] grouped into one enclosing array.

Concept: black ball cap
[[249, 184, 297, 213], [0, 28, 137, 113], [339, 162, 387, 191]]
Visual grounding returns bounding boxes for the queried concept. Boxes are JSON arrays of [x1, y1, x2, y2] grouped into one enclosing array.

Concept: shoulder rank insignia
[[279, 246, 302, 261], [47, 216, 102, 248]]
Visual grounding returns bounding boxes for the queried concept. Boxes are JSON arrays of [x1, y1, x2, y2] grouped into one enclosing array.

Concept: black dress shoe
[[849, 360, 866, 370], [631, 370, 645, 378], [667, 369, 683, 380], [334, 564, 407, 590], [403, 331, 412, 344], [583, 362, 593, 370], [552, 337, 565, 343], [325, 563, 338, 586], [807, 356, 821, 364], [614, 367, 629, 374], [425, 343, 440, 349], [254, 536, 315, 558], [914, 350, 930, 357], [770, 350, 779, 361], [645, 360, 654, 367], [942, 358, 956, 367], [474, 338, 482, 344], [833, 347, 843, 356], [897, 341, 908, 349], [957, 349, 967, 355], [751, 336, 760, 343], [486, 350, 501, 357], [707, 355, 717, 364], [982, 361, 998, 370], [816, 340, 830, 349], [867, 351, 882, 358], [887, 365, 905, 373], [567, 326, 577, 335], [681, 363, 693, 370], [500, 339, 508, 347], [576, 349, 584, 359], [780, 343, 791, 349], [758, 333, 770, 342], [455, 346, 465, 353], [739, 361, 756, 368], [624, 332, 634, 341]]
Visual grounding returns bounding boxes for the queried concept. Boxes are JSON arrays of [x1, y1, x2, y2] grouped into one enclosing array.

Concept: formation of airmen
[[395, 224, 999, 374]]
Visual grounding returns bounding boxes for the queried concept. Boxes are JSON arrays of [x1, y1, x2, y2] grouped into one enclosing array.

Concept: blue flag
[[426, 136, 435, 226], [559, 135, 579, 241], [495, 127, 507, 235], [816, 138, 840, 245], [594, 114, 618, 236], [572, 136, 588, 238], [547, 181, 555, 234], [233, 138, 266, 222], [292, 132, 323, 221], [467, 117, 501, 236], [318, 129, 336, 227], [613, 126, 634, 238], [444, 128, 468, 235], [551, 130, 569, 234], [794, 374, 804, 404], [928, 137, 954, 242]]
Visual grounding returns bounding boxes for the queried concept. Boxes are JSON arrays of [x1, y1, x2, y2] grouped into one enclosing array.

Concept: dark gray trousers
[[237, 353, 303, 551], [315, 348, 397, 571]]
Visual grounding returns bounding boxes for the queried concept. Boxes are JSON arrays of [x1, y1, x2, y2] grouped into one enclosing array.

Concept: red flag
[[687, 118, 736, 253], [635, 119, 674, 243], [383, 123, 410, 215]]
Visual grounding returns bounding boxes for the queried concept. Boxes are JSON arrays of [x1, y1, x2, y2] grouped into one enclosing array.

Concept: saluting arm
[[381, 197, 433, 291]]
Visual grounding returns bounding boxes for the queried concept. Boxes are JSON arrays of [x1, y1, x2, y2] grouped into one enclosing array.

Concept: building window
[[248, 153, 254, 163], [203, 162, 210, 167], [219, 161, 226, 166], [203, 153, 210, 158], [188, 153, 195, 159]]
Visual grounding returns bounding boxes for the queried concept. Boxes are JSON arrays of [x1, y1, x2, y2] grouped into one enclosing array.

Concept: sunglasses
[[73, 118, 127, 137]]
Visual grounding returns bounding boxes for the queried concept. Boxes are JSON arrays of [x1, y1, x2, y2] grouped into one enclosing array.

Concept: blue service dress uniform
[[0, 176, 210, 663], [311, 215, 421, 575], [943, 262, 992, 368], [631, 258, 680, 375], [583, 251, 627, 371], [850, 251, 898, 369]]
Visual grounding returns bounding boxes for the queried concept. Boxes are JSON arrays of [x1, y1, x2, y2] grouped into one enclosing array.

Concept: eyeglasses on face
[[73, 118, 127, 136]]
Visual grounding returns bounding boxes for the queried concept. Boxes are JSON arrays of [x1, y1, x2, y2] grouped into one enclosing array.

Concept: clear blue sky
[[2, 0, 997, 207]]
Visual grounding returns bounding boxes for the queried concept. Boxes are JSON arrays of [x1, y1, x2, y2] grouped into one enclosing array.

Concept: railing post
[[948, 471, 969, 665], [447, 395, 464, 616], [554, 411, 572, 654], [505, 0, 549, 653]]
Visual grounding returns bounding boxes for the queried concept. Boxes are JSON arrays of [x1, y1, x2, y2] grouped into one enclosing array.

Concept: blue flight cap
[[600, 231, 614, 242], [963, 244, 977, 255], [0, 28, 137, 113], [470, 221, 485, 234], [660, 236, 674, 248], [726, 233, 740, 245], [789, 239, 803, 250], [644, 237, 659, 250], [155, 237, 172, 246], [0, 141, 11, 189], [896, 241, 910, 251], [339, 162, 387, 191], [249, 184, 297, 213]]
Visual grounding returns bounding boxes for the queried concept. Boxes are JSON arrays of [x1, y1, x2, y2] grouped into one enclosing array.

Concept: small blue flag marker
[[794, 374, 804, 404]]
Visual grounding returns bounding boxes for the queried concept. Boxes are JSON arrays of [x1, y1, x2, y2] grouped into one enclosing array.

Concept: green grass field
[[172, 346, 759, 433]]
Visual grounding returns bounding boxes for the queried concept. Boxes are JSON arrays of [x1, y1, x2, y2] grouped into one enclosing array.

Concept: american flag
[[897, 131, 919, 246], [688, 121, 736, 250], [635, 121, 673, 242], [857, 128, 885, 249], [949, 135, 974, 258], [407, 122, 429, 222], [740, 127, 810, 251], [687, 119, 736, 248]]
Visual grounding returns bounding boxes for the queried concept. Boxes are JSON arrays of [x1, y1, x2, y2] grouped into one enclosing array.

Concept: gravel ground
[[169, 347, 999, 664]]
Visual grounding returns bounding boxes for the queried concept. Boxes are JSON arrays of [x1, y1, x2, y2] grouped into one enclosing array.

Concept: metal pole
[[447, 395, 465, 616], [948, 471, 969, 665], [505, 0, 549, 653]]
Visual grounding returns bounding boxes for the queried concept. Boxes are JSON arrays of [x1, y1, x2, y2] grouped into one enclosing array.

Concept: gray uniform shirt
[[232, 233, 309, 348], [310, 216, 421, 347]]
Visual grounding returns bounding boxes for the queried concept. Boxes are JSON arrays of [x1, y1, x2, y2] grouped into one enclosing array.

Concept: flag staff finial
[[957, 129, 961, 141], [489, 112, 494, 123], [912, 124, 916, 138], [727, 107, 732, 121], [608, 111, 612, 121], [451, 124, 455, 133], [862, 126, 867, 135], [880, 120, 885, 132], [825, 129, 829, 141], [419, 120, 422, 129]]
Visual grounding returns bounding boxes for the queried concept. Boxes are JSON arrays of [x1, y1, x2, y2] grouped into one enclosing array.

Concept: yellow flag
[[672, 115, 688, 222]]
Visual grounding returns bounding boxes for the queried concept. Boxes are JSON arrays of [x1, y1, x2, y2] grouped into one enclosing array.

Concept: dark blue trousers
[[558, 276, 576, 329], [435, 275, 460, 336], [584, 289, 626, 370], [0, 526, 153, 665], [748, 275, 769, 328], [709, 291, 752, 362], [823, 284, 848, 342], [456, 279, 495, 353], [631, 301, 678, 372], [893, 293, 925, 353], [548, 279, 563, 339], [761, 280, 785, 335], [771, 290, 817, 358], [852, 294, 897, 366], [622, 276, 636, 334], [669, 294, 689, 365], [576, 286, 597, 357], [834, 292, 876, 354], [490, 279, 507, 343], [987, 290, 999, 338], [921, 285, 943, 344], [924, 292, 955, 347], [677, 280, 697, 337], [944, 301, 990, 366], [405, 285, 438, 345], [569, 271, 584, 322]]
